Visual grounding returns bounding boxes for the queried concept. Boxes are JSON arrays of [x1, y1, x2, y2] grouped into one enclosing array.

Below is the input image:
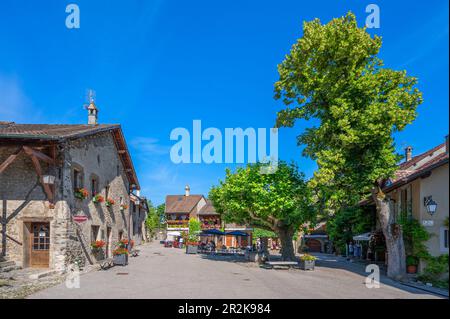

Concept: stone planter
[[300, 259, 315, 270], [113, 254, 128, 266], [186, 245, 198, 254]]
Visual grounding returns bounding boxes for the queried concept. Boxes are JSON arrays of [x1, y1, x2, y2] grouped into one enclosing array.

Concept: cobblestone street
[[26, 242, 444, 299]]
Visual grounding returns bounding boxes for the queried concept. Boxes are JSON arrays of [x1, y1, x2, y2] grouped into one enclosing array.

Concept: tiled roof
[[165, 195, 204, 213], [0, 122, 140, 189], [384, 144, 448, 192], [0, 122, 120, 140], [198, 200, 220, 215]]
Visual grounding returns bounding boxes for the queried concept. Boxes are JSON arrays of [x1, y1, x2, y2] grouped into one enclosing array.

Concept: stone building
[[0, 101, 148, 270]]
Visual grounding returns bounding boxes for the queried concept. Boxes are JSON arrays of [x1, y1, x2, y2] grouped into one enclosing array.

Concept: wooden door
[[30, 222, 50, 268], [306, 239, 321, 252]]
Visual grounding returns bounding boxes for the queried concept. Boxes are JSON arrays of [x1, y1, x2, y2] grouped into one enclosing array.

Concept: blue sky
[[0, 0, 448, 205]]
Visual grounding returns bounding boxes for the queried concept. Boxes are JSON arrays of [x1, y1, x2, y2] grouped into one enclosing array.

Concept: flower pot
[[407, 265, 417, 274], [113, 254, 128, 266], [92, 249, 105, 261], [300, 260, 315, 270], [186, 245, 198, 254]]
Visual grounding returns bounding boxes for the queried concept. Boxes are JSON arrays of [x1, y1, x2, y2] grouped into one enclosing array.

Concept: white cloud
[[0, 74, 41, 122], [130, 137, 170, 156]]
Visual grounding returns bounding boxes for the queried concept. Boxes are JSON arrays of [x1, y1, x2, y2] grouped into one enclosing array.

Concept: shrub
[[406, 255, 418, 266], [300, 254, 317, 261]]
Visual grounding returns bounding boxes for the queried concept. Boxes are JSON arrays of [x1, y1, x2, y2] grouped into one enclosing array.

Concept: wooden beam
[[0, 147, 22, 174], [23, 146, 55, 165], [28, 154, 54, 204]]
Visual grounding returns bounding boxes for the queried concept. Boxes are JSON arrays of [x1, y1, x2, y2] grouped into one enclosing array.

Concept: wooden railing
[[166, 220, 189, 228]]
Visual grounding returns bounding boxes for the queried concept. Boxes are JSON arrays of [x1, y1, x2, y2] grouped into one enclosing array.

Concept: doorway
[[30, 222, 50, 268]]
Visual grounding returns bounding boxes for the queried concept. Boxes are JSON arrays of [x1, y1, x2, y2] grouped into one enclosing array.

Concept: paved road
[[29, 242, 443, 299]]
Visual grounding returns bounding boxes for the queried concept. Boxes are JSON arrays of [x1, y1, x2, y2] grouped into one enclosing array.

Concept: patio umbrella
[[225, 230, 249, 236]]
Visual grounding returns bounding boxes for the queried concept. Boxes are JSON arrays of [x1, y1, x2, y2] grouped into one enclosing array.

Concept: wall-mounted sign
[[422, 220, 434, 227], [73, 211, 88, 223]]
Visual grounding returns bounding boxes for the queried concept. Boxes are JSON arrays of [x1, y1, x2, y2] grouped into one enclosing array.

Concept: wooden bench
[[100, 258, 114, 270], [263, 261, 299, 270]]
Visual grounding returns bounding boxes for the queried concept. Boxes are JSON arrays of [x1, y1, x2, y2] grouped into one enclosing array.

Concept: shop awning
[[201, 229, 225, 236], [353, 232, 372, 241]]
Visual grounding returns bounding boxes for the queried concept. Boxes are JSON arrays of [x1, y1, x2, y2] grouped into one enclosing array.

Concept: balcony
[[166, 220, 189, 229]]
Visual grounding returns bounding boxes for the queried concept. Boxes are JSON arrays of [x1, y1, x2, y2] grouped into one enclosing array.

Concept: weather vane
[[83, 89, 96, 109]]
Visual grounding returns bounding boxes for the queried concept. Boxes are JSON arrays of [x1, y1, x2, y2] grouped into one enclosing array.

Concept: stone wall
[[0, 130, 134, 270]]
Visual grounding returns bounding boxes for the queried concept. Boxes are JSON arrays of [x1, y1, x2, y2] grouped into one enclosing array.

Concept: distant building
[[164, 186, 252, 246], [0, 100, 148, 270]]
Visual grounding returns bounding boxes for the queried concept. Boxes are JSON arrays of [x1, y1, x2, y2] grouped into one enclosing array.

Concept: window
[[116, 165, 120, 176], [90, 175, 99, 197], [73, 166, 84, 190], [91, 225, 100, 242], [441, 227, 449, 252], [105, 184, 110, 199], [118, 231, 123, 241]]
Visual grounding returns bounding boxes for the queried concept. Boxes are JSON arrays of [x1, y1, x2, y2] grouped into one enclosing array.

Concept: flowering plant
[[106, 198, 115, 207], [92, 194, 105, 203], [120, 204, 128, 210], [113, 247, 129, 256], [91, 240, 106, 249], [74, 188, 89, 200], [118, 239, 135, 248], [300, 254, 317, 261]]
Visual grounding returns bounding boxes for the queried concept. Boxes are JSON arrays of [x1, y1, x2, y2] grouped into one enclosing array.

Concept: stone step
[[0, 261, 15, 269], [0, 265, 21, 273]]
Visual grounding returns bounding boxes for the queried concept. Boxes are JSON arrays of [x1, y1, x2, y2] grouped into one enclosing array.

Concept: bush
[[418, 254, 449, 289], [300, 254, 317, 261]]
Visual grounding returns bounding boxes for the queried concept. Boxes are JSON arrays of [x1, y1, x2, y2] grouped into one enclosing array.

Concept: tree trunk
[[372, 187, 406, 280], [277, 227, 296, 261]]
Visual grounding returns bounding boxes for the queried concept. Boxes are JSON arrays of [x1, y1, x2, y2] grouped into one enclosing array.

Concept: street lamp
[[424, 196, 438, 216]]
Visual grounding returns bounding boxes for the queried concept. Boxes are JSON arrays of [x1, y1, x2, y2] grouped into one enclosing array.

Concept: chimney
[[87, 101, 98, 125], [185, 185, 190, 197], [445, 135, 449, 154], [405, 146, 413, 162]]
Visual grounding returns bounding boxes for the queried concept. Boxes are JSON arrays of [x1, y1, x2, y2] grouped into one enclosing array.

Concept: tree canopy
[[209, 161, 314, 260], [274, 12, 422, 278], [275, 12, 422, 204]]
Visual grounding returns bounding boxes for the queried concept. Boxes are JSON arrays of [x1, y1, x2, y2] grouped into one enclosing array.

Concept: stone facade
[[0, 131, 146, 270]]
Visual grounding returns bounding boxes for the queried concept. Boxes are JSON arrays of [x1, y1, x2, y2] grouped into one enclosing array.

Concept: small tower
[[87, 90, 98, 125], [185, 185, 190, 197]]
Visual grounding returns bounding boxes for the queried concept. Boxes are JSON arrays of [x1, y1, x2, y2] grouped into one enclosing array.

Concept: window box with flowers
[[74, 188, 89, 200], [91, 240, 106, 260], [300, 254, 316, 270], [92, 194, 105, 204], [105, 198, 115, 208], [112, 247, 129, 266]]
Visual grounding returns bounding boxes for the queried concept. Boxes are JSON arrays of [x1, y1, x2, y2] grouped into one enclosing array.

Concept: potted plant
[[105, 198, 115, 207], [120, 204, 128, 210], [92, 194, 105, 204], [186, 219, 201, 254], [300, 254, 317, 270], [113, 247, 129, 266], [406, 255, 419, 274], [91, 240, 106, 260], [74, 188, 88, 200]]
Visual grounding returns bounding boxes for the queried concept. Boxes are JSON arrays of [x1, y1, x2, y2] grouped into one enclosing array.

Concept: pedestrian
[[348, 242, 354, 259]]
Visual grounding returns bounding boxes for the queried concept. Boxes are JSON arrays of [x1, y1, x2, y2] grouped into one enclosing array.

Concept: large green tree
[[274, 13, 422, 278], [209, 162, 314, 260]]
